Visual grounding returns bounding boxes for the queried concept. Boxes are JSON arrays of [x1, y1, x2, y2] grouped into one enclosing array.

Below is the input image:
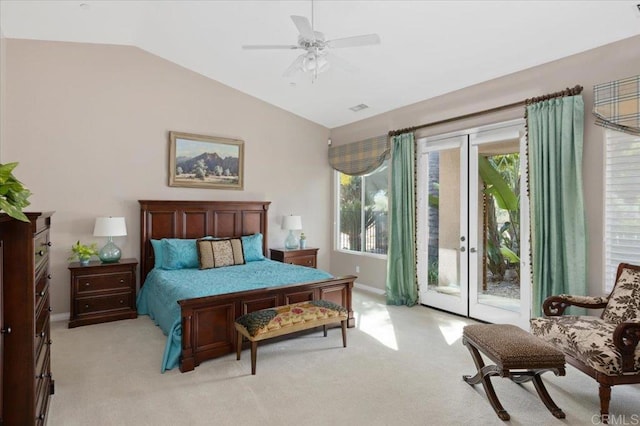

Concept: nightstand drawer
[[270, 248, 319, 269], [75, 271, 132, 294], [287, 255, 316, 268], [76, 292, 132, 315]]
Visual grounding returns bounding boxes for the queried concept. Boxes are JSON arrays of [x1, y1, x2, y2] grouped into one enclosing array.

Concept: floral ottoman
[[234, 300, 348, 374]]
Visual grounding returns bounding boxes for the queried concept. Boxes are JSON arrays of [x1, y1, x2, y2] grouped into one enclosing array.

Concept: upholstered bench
[[462, 324, 566, 421], [235, 300, 348, 375]]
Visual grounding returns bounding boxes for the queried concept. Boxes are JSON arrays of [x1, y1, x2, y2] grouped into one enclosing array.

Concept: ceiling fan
[[242, 12, 381, 80]]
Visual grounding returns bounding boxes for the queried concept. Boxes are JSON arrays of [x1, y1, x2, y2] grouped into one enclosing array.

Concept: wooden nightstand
[[269, 248, 318, 268], [68, 258, 138, 328]]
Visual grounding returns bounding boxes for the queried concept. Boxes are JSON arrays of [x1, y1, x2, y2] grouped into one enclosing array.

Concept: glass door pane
[[417, 135, 468, 316], [468, 122, 531, 328]]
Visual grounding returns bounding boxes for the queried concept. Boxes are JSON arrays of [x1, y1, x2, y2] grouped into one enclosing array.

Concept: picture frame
[[169, 131, 244, 190]]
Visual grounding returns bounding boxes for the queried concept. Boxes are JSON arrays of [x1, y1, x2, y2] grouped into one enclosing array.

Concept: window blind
[[604, 129, 640, 291]]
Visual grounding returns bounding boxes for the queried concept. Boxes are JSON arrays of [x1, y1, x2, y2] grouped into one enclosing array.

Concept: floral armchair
[[530, 263, 640, 422]]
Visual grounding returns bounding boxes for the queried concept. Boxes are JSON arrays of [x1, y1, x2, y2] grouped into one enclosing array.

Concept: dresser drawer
[[35, 272, 50, 314], [34, 229, 50, 273], [35, 331, 50, 383], [287, 255, 316, 268], [35, 315, 50, 363], [76, 292, 132, 315], [35, 351, 51, 425], [75, 271, 132, 294], [35, 291, 50, 336]]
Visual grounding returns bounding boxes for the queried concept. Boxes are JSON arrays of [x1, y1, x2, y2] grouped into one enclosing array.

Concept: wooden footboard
[[178, 275, 355, 372]]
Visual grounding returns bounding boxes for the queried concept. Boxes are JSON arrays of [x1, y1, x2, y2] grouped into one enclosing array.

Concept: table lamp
[[282, 215, 302, 249], [93, 216, 127, 263]]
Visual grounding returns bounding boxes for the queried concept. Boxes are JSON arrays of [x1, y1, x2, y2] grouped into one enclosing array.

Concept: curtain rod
[[388, 85, 583, 137]]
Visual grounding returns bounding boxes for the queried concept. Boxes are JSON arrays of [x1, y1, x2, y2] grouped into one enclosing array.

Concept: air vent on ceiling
[[349, 104, 369, 112]]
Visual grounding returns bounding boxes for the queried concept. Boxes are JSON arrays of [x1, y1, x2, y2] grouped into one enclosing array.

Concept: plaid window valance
[[593, 75, 640, 135], [328, 135, 389, 176]]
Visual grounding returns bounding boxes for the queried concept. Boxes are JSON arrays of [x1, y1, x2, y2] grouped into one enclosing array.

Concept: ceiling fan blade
[[283, 54, 305, 78], [326, 53, 358, 73], [242, 44, 300, 50], [327, 34, 381, 48], [290, 15, 315, 41]]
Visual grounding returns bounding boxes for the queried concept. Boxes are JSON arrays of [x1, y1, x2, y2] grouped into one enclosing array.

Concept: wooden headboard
[[138, 200, 271, 282]]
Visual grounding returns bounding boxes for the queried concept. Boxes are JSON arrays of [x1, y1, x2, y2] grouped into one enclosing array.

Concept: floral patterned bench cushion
[[235, 300, 348, 338], [601, 266, 640, 324], [531, 316, 640, 376]]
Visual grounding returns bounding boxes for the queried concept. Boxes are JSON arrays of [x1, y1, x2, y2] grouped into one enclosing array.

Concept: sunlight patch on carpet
[[357, 302, 398, 351], [438, 319, 467, 345]]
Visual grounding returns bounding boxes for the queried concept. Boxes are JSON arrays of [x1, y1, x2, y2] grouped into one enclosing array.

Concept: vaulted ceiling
[[2, 1, 639, 128]]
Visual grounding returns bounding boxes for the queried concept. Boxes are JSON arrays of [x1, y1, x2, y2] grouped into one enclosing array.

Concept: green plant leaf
[[0, 163, 31, 222], [500, 246, 520, 263], [478, 156, 517, 211], [0, 197, 29, 222]]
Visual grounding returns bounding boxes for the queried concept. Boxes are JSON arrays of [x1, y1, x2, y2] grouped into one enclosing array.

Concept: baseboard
[[51, 312, 70, 322], [354, 282, 386, 296]]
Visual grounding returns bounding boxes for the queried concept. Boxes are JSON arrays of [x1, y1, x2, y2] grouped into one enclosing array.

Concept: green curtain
[[527, 95, 587, 317], [386, 132, 418, 306]]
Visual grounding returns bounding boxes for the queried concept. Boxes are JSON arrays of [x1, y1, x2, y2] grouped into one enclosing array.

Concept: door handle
[[469, 248, 477, 253], [460, 247, 466, 252]]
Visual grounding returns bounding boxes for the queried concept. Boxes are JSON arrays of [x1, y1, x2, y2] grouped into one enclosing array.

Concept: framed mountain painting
[[169, 131, 244, 190]]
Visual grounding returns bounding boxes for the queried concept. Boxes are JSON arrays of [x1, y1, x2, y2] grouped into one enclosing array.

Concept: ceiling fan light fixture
[[302, 52, 330, 74]]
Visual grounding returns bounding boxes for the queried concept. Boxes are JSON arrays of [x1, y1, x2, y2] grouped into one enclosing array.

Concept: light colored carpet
[[49, 289, 639, 425]]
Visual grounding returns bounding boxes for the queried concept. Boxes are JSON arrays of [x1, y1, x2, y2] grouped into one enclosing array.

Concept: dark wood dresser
[[269, 248, 318, 268], [68, 258, 137, 328], [1, 212, 54, 425]]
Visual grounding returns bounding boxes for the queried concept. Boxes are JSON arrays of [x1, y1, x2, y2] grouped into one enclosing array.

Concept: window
[[336, 161, 389, 255], [604, 129, 640, 291]]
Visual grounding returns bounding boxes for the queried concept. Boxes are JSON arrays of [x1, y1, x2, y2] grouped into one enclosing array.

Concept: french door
[[417, 120, 531, 328]]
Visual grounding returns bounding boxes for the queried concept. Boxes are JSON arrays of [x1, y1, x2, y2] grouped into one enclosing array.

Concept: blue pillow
[[162, 238, 199, 270], [242, 233, 265, 262], [150, 239, 163, 269]]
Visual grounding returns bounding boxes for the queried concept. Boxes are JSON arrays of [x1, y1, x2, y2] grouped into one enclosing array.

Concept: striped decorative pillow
[[197, 238, 245, 269]]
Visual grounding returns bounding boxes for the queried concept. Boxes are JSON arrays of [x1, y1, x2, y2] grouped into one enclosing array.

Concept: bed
[[137, 200, 356, 373]]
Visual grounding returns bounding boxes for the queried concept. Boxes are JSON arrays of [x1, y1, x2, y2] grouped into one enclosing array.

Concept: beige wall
[[2, 39, 331, 316], [330, 34, 640, 296], [0, 29, 6, 160]]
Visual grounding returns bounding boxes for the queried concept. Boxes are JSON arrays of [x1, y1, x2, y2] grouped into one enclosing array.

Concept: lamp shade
[[93, 217, 127, 237], [281, 215, 302, 231]]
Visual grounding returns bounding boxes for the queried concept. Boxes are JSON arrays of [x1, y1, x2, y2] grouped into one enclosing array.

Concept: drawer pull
[[48, 306, 53, 312], [120, 300, 124, 304], [46, 241, 52, 247], [47, 274, 52, 280], [37, 250, 45, 256], [0, 326, 11, 334], [47, 339, 53, 345], [38, 414, 45, 420], [36, 373, 44, 379], [37, 332, 45, 338], [85, 304, 89, 309], [85, 283, 90, 287], [120, 279, 125, 283], [39, 291, 45, 297]]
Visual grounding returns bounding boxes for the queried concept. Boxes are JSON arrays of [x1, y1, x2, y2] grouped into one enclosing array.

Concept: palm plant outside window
[[337, 161, 389, 255]]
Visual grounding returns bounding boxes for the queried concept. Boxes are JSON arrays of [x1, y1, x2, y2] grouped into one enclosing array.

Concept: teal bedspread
[[137, 259, 333, 372]]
